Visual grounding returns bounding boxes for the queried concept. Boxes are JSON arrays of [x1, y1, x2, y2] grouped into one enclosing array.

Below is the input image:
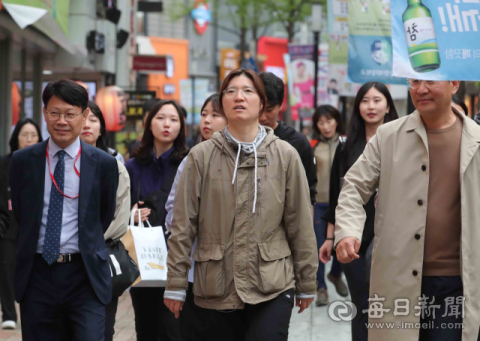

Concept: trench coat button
[[412, 270, 418, 276], [418, 200, 423, 206], [415, 234, 421, 240], [422, 165, 427, 171]]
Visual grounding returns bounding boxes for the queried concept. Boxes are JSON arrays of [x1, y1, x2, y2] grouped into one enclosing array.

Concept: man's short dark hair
[[142, 98, 161, 117], [259, 72, 285, 108], [42, 79, 89, 111]]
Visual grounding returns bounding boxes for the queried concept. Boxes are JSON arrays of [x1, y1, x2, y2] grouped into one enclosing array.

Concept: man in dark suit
[[9, 79, 118, 340]]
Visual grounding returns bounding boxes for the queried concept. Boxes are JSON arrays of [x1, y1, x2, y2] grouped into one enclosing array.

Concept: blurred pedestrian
[[125, 100, 189, 341], [319, 82, 398, 341], [9, 79, 118, 340], [179, 106, 196, 148], [258, 71, 318, 209], [80, 101, 131, 340], [451, 94, 468, 115], [164, 69, 318, 341], [164, 93, 227, 340], [0, 118, 43, 330], [335, 79, 479, 341], [311, 105, 348, 306]]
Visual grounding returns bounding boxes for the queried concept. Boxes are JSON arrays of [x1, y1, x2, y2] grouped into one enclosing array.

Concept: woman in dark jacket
[[125, 99, 189, 341], [0, 118, 42, 330], [319, 82, 398, 341]]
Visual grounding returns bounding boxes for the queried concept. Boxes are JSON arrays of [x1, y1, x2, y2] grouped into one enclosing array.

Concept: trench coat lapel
[[405, 110, 429, 153], [460, 114, 480, 176]]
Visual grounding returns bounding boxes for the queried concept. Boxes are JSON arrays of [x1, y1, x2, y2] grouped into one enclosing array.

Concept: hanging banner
[[328, 0, 361, 97], [391, 0, 480, 81], [220, 48, 240, 82], [348, 0, 404, 85], [288, 45, 315, 121]]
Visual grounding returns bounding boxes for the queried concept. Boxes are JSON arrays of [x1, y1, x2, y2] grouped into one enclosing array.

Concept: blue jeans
[[314, 203, 343, 289]]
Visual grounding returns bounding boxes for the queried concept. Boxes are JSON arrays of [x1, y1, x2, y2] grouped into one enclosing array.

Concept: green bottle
[[402, 0, 441, 73]]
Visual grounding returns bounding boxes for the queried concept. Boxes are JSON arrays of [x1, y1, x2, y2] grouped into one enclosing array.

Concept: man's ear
[[451, 81, 460, 94]]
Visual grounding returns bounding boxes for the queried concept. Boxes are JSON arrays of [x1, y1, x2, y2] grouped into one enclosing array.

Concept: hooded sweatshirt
[[273, 121, 318, 205]]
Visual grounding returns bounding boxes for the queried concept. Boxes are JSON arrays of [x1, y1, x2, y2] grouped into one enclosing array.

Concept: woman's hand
[[164, 298, 184, 318], [132, 201, 151, 223], [319, 240, 334, 264]]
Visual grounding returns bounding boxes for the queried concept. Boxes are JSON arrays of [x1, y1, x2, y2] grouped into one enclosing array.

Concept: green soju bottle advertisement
[[402, 0, 440, 73]]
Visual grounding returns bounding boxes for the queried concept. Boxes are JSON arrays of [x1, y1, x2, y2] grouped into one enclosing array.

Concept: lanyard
[[46, 142, 81, 199]]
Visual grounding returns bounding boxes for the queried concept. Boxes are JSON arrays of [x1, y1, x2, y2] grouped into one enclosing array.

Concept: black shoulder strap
[[161, 159, 180, 195]]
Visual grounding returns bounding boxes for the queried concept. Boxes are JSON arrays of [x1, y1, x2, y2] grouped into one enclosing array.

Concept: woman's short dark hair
[[42, 79, 89, 111], [87, 101, 117, 156], [218, 68, 267, 117], [258, 72, 285, 108], [343, 81, 399, 170], [132, 100, 189, 164], [452, 94, 468, 114], [312, 105, 344, 137], [9, 118, 43, 154]]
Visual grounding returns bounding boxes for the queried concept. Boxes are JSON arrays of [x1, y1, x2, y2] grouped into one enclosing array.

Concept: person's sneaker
[[327, 273, 349, 297], [316, 288, 329, 307], [2, 320, 16, 330]]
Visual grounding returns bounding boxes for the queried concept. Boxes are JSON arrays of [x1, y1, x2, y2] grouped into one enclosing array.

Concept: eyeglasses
[[46, 110, 83, 122], [223, 87, 258, 98], [407, 79, 438, 90], [19, 133, 39, 139]]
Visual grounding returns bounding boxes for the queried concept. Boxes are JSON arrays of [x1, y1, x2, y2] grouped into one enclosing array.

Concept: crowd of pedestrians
[[0, 71, 479, 341]]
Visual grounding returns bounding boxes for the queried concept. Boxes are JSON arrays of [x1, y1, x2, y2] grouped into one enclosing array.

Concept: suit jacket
[[0, 155, 15, 240], [9, 139, 118, 305]]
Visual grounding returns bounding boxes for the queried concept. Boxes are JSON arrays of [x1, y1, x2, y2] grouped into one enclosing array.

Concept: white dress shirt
[[37, 138, 81, 254]]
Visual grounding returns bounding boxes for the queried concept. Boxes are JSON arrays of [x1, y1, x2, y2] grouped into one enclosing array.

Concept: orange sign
[[220, 48, 240, 82]]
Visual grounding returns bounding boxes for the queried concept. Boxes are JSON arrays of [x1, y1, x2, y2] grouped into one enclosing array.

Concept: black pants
[[130, 286, 183, 341], [60, 293, 118, 341], [191, 289, 295, 341], [341, 251, 369, 341], [182, 283, 207, 341], [419, 276, 463, 341], [0, 239, 16, 322], [20, 256, 106, 341]]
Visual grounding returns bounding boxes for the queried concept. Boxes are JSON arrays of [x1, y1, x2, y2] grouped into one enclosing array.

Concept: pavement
[[0, 260, 352, 341]]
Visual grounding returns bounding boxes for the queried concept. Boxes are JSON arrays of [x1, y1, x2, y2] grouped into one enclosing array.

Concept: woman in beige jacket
[[164, 69, 318, 341]]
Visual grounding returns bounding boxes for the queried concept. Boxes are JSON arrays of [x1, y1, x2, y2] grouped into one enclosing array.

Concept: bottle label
[[403, 17, 438, 54]]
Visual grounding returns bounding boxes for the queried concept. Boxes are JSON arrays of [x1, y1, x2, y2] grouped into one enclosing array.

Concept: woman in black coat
[[0, 118, 42, 330]]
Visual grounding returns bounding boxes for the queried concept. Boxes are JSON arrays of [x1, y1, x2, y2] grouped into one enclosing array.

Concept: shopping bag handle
[[130, 208, 144, 228], [130, 208, 153, 229]]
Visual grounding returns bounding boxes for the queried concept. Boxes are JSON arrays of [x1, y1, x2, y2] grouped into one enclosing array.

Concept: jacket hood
[[210, 126, 279, 158]]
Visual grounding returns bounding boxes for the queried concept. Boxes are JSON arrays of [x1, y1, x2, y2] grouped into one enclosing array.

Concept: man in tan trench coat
[[335, 79, 480, 341]]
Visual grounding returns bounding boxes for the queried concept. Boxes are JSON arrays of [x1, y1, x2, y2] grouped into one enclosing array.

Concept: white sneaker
[[2, 320, 16, 330]]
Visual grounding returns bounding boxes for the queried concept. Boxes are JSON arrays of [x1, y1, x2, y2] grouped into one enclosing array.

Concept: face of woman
[[18, 123, 39, 150], [222, 75, 262, 125], [317, 116, 338, 139], [150, 104, 182, 145], [359, 87, 390, 126], [80, 111, 101, 146], [200, 102, 227, 140]]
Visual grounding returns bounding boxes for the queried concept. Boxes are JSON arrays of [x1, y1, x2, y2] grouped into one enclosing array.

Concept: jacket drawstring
[[252, 144, 258, 214], [231, 143, 258, 214], [232, 144, 242, 185]]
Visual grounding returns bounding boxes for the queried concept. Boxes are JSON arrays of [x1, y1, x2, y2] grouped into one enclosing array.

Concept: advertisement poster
[[288, 45, 315, 121], [348, 0, 404, 84], [391, 0, 480, 80], [328, 0, 361, 97]]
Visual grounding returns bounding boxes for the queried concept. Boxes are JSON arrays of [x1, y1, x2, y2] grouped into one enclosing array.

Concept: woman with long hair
[[164, 69, 318, 341], [125, 99, 188, 341], [80, 101, 131, 340], [164, 93, 227, 340], [319, 81, 399, 341], [0, 118, 43, 330], [310, 105, 348, 306]]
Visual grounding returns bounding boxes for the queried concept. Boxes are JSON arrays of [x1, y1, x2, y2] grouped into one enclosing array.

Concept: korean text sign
[[391, 0, 480, 80]]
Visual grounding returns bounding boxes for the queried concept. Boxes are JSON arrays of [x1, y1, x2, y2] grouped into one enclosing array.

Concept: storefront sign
[[132, 55, 167, 72], [220, 48, 240, 82], [191, 0, 211, 35], [124, 91, 157, 117]]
